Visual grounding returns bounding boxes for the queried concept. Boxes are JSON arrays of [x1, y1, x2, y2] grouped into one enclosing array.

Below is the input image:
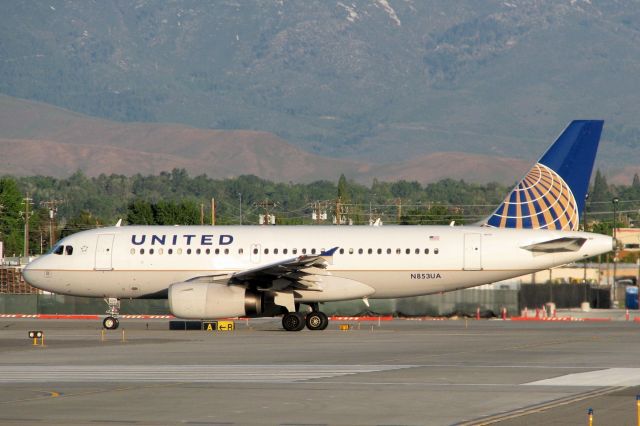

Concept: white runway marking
[[524, 368, 640, 387], [0, 365, 414, 383]]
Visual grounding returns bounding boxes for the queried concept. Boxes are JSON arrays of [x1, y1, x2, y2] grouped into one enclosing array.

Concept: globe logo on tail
[[486, 163, 579, 231]]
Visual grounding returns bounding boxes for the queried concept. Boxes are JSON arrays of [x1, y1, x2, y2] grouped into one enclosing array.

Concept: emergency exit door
[[463, 233, 482, 271], [95, 234, 115, 270]]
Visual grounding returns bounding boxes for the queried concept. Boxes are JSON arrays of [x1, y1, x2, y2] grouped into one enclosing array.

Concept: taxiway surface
[[0, 318, 639, 425]]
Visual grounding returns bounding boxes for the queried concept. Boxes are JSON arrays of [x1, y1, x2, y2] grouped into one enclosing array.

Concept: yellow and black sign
[[202, 321, 235, 331]]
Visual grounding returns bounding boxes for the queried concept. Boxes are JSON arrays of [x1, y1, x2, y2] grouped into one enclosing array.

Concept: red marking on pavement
[[329, 316, 393, 321]]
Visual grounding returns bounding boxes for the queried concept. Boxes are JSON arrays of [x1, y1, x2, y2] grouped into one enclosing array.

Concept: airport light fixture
[[583, 194, 589, 304], [612, 197, 619, 304]]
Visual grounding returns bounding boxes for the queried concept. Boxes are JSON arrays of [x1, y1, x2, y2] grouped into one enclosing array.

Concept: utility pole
[[40, 199, 63, 249], [256, 199, 277, 225], [211, 198, 215, 226], [316, 201, 321, 225], [20, 193, 33, 258]]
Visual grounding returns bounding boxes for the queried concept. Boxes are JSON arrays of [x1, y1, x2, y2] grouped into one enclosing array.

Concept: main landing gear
[[103, 297, 120, 330], [281, 303, 329, 332]]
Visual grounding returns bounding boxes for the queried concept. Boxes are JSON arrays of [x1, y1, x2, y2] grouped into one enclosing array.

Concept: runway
[[0, 318, 639, 425]]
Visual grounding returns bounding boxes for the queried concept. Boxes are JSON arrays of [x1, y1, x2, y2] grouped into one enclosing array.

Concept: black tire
[[103, 316, 119, 330], [282, 312, 305, 331], [306, 311, 328, 331], [318, 312, 329, 330]]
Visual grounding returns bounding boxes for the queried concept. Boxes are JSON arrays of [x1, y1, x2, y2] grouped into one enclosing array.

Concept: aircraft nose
[[22, 258, 44, 289]]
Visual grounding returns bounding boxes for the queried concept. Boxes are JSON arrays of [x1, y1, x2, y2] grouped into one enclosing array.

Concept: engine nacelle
[[169, 282, 263, 319]]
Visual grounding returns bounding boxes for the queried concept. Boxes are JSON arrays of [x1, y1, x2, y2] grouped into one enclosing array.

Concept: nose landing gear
[[103, 297, 121, 330]]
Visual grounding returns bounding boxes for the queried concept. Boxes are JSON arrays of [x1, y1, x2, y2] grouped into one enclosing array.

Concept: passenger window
[[186, 248, 192, 255], [283, 248, 288, 255], [158, 248, 163, 255], [302, 248, 307, 254], [168, 248, 173, 255], [274, 248, 279, 254], [196, 248, 201, 255], [339, 248, 344, 254], [293, 249, 298, 255], [377, 249, 382, 254], [358, 248, 363, 254], [311, 248, 316, 255], [149, 248, 154, 255], [253, 248, 258, 255], [349, 248, 354, 254], [206, 248, 210, 255], [424, 248, 429, 254], [140, 248, 145, 255], [239, 248, 244, 255], [224, 248, 229, 254], [434, 248, 439, 254], [215, 248, 220, 255], [65, 246, 73, 255], [130, 248, 136, 255], [405, 248, 410, 255], [396, 248, 401, 254], [177, 248, 183, 255], [387, 248, 391, 254], [264, 248, 269, 255], [368, 248, 373, 254], [54, 245, 64, 255], [415, 248, 420, 254]]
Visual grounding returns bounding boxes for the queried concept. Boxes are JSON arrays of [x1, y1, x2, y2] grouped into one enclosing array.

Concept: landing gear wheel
[[103, 316, 119, 330], [305, 311, 329, 330], [282, 312, 306, 331]]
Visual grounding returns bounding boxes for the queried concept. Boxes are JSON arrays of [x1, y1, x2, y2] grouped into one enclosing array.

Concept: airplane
[[22, 120, 613, 331]]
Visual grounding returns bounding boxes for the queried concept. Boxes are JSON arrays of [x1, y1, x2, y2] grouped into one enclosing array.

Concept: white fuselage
[[23, 225, 613, 301]]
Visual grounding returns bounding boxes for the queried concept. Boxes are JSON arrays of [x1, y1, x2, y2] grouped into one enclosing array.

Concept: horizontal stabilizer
[[522, 237, 587, 253]]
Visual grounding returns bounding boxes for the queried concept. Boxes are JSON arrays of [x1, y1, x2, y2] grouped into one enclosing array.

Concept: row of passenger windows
[[131, 247, 231, 255], [130, 247, 439, 256]]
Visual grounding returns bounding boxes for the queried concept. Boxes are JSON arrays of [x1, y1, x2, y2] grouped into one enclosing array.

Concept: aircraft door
[[250, 243, 261, 264], [463, 233, 482, 271], [95, 234, 115, 270]]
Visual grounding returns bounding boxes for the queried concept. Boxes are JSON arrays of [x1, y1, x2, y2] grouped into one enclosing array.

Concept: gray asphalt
[[0, 318, 639, 425]]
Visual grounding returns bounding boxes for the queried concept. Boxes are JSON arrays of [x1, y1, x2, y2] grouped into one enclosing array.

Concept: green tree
[[60, 210, 101, 238], [0, 178, 24, 255], [127, 200, 155, 225], [337, 174, 348, 202], [590, 169, 612, 207]]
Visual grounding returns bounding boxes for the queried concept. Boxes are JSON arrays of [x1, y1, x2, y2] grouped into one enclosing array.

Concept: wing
[[184, 247, 339, 292]]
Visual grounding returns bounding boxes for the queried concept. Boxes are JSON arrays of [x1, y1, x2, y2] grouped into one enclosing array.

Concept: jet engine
[[168, 282, 273, 319]]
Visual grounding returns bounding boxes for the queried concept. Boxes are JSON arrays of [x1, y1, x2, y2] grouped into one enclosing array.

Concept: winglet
[[320, 247, 339, 257]]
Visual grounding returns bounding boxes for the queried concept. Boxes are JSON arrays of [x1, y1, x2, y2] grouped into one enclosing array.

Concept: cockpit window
[[53, 245, 64, 255], [65, 246, 73, 255]]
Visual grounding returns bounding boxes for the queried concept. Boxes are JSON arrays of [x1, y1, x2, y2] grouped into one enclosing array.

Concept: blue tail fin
[[485, 120, 604, 231]]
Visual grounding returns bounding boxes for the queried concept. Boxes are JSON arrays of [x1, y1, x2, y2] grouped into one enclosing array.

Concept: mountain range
[[0, 94, 530, 184], [0, 1, 638, 183]]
